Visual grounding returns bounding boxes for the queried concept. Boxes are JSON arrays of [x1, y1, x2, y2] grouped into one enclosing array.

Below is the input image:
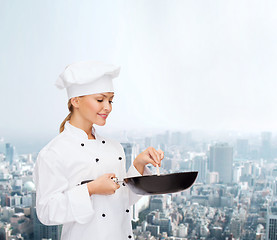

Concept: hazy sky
[[1, 0, 277, 147]]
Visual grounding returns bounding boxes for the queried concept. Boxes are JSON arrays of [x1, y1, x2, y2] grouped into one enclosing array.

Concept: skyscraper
[[209, 143, 233, 184], [261, 132, 272, 161], [170, 131, 182, 146], [121, 142, 139, 170], [230, 217, 241, 238], [192, 155, 207, 183], [266, 206, 277, 240], [5, 143, 15, 165], [236, 139, 249, 158]]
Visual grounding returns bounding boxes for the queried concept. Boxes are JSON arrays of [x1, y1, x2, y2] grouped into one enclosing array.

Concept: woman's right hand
[[87, 173, 120, 196]]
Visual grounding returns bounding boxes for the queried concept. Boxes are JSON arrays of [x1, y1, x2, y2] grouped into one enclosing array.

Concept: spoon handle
[[156, 164, 160, 176]]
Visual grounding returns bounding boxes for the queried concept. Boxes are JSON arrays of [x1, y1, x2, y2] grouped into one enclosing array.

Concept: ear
[[70, 97, 80, 108]]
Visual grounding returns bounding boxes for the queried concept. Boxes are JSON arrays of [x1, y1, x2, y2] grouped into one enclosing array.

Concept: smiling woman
[[68, 93, 115, 138], [33, 60, 164, 240], [59, 93, 115, 134]]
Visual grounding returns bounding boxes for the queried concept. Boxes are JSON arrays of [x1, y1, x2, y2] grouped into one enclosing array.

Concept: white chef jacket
[[33, 121, 152, 240]]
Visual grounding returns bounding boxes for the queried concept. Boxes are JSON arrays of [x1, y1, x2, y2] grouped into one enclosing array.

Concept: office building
[[192, 155, 207, 183], [266, 206, 277, 240], [236, 139, 249, 158], [209, 143, 233, 184], [121, 142, 139, 170], [5, 143, 15, 165], [261, 132, 272, 160]]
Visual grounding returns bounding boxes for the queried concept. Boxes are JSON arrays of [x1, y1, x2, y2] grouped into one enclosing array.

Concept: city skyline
[[1, 124, 277, 239], [1, 128, 277, 155]]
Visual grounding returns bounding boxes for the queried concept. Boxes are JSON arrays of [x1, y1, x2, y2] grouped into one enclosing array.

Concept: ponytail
[[59, 99, 73, 133]]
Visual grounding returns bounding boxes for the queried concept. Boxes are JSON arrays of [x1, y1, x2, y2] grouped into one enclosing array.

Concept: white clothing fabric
[[55, 61, 120, 99], [33, 121, 152, 240]]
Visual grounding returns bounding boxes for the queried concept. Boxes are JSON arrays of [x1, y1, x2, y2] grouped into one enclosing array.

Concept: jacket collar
[[64, 121, 97, 141]]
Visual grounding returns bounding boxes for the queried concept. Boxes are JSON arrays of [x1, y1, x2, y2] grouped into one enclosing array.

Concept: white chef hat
[[55, 60, 120, 99]]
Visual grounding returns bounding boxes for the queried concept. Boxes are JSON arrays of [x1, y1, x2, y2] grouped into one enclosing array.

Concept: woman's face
[[74, 92, 114, 126]]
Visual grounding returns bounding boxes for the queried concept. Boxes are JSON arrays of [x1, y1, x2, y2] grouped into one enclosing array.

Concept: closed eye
[[97, 100, 113, 103]]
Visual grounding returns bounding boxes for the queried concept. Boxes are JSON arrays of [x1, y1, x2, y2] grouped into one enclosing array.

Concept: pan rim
[[124, 171, 198, 181]]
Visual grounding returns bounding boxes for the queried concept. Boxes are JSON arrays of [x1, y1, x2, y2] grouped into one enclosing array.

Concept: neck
[[69, 114, 95, 139]]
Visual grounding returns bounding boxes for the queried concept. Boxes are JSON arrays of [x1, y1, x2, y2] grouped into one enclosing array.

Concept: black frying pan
[[123, 171, 198, 195], [81, 171, 198, 195]]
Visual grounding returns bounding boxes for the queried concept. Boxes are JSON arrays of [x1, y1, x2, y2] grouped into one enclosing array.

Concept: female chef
[[33, 61, 164, 240]]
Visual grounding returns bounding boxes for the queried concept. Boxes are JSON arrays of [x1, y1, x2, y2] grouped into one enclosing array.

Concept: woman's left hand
[[133, 147, 164, 172]]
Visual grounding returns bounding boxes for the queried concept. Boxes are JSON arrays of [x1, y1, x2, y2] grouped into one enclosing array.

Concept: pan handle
[[80, 177, 120, 185], [80, 179, 93, 185]]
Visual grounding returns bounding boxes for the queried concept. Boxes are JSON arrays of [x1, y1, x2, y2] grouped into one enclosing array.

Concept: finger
[[156, 150, 162, 167], [146, 157, 158, 168], [156, 160, 161, 167], [148, 147, 160, 165], [153, 148, 162, 162], [155, 149, 162, 164], [157, 149, 164, 159], [107, 173, 116, 178], [113, 182, 120, 189]]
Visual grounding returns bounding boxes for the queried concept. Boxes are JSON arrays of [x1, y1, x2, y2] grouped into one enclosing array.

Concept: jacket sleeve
[[33, 148, 95, 226], [126, 160, 152, 207]]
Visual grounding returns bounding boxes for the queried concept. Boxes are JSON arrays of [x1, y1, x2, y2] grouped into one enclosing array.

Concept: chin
[[95, 121, 106, 126]]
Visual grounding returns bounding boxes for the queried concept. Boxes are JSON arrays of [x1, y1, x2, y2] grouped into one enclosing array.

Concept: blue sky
[[1, 0, 277, 147]]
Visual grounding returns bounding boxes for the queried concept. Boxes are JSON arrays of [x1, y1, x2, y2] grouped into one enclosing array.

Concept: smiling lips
[[98, 114, 108, 119]]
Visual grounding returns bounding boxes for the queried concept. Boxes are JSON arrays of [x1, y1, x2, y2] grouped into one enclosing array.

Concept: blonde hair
[[59, 99, 73, 133]]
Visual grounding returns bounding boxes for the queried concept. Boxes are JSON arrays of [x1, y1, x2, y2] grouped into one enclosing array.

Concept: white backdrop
[[1, 0, 277, 152]]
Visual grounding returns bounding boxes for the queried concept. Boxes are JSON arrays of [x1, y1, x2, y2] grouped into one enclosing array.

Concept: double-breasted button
[[118, 157, 122, 160], [95, 158, 99, 163], [122, 182, 125, 186], [102, 213, 106, 217], [128, 235, 132, 238], [81, 143, 85, 147], [126, 209, 129, 213], [102, 140, 105, 144]]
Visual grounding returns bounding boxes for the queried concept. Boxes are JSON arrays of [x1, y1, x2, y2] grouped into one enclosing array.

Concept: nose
[[104, 100, 112, 113]]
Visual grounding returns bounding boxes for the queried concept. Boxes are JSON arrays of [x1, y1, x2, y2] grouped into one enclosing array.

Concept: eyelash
[[97, 100, 113, 103]]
